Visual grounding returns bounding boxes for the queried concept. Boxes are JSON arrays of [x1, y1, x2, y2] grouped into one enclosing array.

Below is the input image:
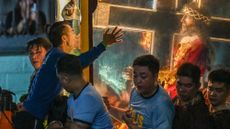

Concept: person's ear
[[62, 73, 71, 84], [153, 74, 158, 81], [61, 34, 68, 45]]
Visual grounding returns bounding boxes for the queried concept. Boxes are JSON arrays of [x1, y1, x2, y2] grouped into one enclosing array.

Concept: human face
[[28, 45, 47, 71], [57, 73, 70, 92], [63, 25, 80, 53], [207, 81, 229, 107], [133, 65, 157, 97], [19, 0, 30, 12], [57, 73, 81, 93], [180, 14, 195, 33], [57, 73, 73, 92], [176, 76, 199, 102]]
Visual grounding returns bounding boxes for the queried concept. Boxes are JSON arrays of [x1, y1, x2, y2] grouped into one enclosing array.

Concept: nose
[[30, 53, 38, 60], [209, 90, 216, 96], [177, 86, 184, 93], [134, 77, 141, 85]]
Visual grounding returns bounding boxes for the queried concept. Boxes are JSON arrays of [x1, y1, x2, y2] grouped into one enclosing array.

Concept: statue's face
[[180, 14, 195, 33]]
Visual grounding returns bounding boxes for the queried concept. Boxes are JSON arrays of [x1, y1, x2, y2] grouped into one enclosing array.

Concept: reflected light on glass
[[98, 65, 126, 95]]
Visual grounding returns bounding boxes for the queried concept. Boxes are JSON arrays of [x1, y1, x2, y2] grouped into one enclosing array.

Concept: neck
[[73, 79, 88, 97], [180, 26, 199, 36], [178, 93, 201, 107], [58, 45, 68, 53], [142, 84, 158, 98], [58, 43, 72, 53]]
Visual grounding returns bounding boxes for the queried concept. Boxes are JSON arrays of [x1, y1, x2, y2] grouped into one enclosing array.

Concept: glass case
[[92, 0, 230, 111], [92, 1, 156, 110]]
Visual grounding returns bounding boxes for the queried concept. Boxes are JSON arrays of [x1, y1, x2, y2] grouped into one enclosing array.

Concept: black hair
[[56, 54, 82, 76], [176, 63, 201, 84], [26, 37, 52, 52], [48, 95, 68, 124], [132, 55, 160, 76], [48, 21, 70, 47], [208, 68, 230, 89]]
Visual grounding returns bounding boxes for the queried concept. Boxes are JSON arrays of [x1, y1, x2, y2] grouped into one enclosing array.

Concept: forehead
[[208, 81, 226, 88], [133, 66, 150, 73], [177, 76, 193, 83], [29, 45, 45, 51], [183, 14, 194, 19], [64, 24, 74, 32]]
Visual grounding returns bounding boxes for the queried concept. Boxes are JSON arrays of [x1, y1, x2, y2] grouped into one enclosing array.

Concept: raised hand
[[122, 110, 141, 129], [102, 97, 111, 110], [103, 27, 123, 46]]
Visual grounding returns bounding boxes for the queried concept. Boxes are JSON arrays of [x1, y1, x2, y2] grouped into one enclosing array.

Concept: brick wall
[[0, 55, 34, 102]]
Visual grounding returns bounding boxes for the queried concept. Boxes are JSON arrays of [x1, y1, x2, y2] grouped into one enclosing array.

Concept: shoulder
[[129, 88, 141, 101], [212, 110, 230, 127], [180, 35, 204, 45], [212, 109, 230, 118], [155, 86, 172, 102], [45, 48, 64, 62], [193, 36, 205, 46], [69, 85, 105, 113], [79, 84, 103, 105], [154, 87, 174, 110]]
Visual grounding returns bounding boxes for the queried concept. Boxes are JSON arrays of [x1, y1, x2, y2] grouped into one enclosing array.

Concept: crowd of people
[[1, 0, 46, 35], [0, 1, 229, 129]]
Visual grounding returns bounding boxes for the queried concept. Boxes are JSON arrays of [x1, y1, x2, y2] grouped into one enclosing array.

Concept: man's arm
[[103, 96, 126, 121], [64, 119, 90, 129], [108, 105, 127, 121], [79, 27, 123, 68], [79, 43, 105, 68]]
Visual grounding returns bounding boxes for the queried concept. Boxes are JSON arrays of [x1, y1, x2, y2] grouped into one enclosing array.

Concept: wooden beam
[[81, 0, 90, 82]]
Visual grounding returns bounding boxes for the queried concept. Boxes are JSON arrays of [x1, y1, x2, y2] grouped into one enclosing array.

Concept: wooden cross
[[95, 0, 230, 67]]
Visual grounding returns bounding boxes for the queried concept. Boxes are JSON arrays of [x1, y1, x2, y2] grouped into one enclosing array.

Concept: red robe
[[173, 35, 207, 75], [168, 35, 209, 99]]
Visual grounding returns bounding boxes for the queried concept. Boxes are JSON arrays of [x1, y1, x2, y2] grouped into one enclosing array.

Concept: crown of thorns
[[183, 7, 210, 25]]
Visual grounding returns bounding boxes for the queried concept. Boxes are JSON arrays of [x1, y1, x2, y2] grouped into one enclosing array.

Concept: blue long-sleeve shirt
[[24, 43, 106, 119]]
